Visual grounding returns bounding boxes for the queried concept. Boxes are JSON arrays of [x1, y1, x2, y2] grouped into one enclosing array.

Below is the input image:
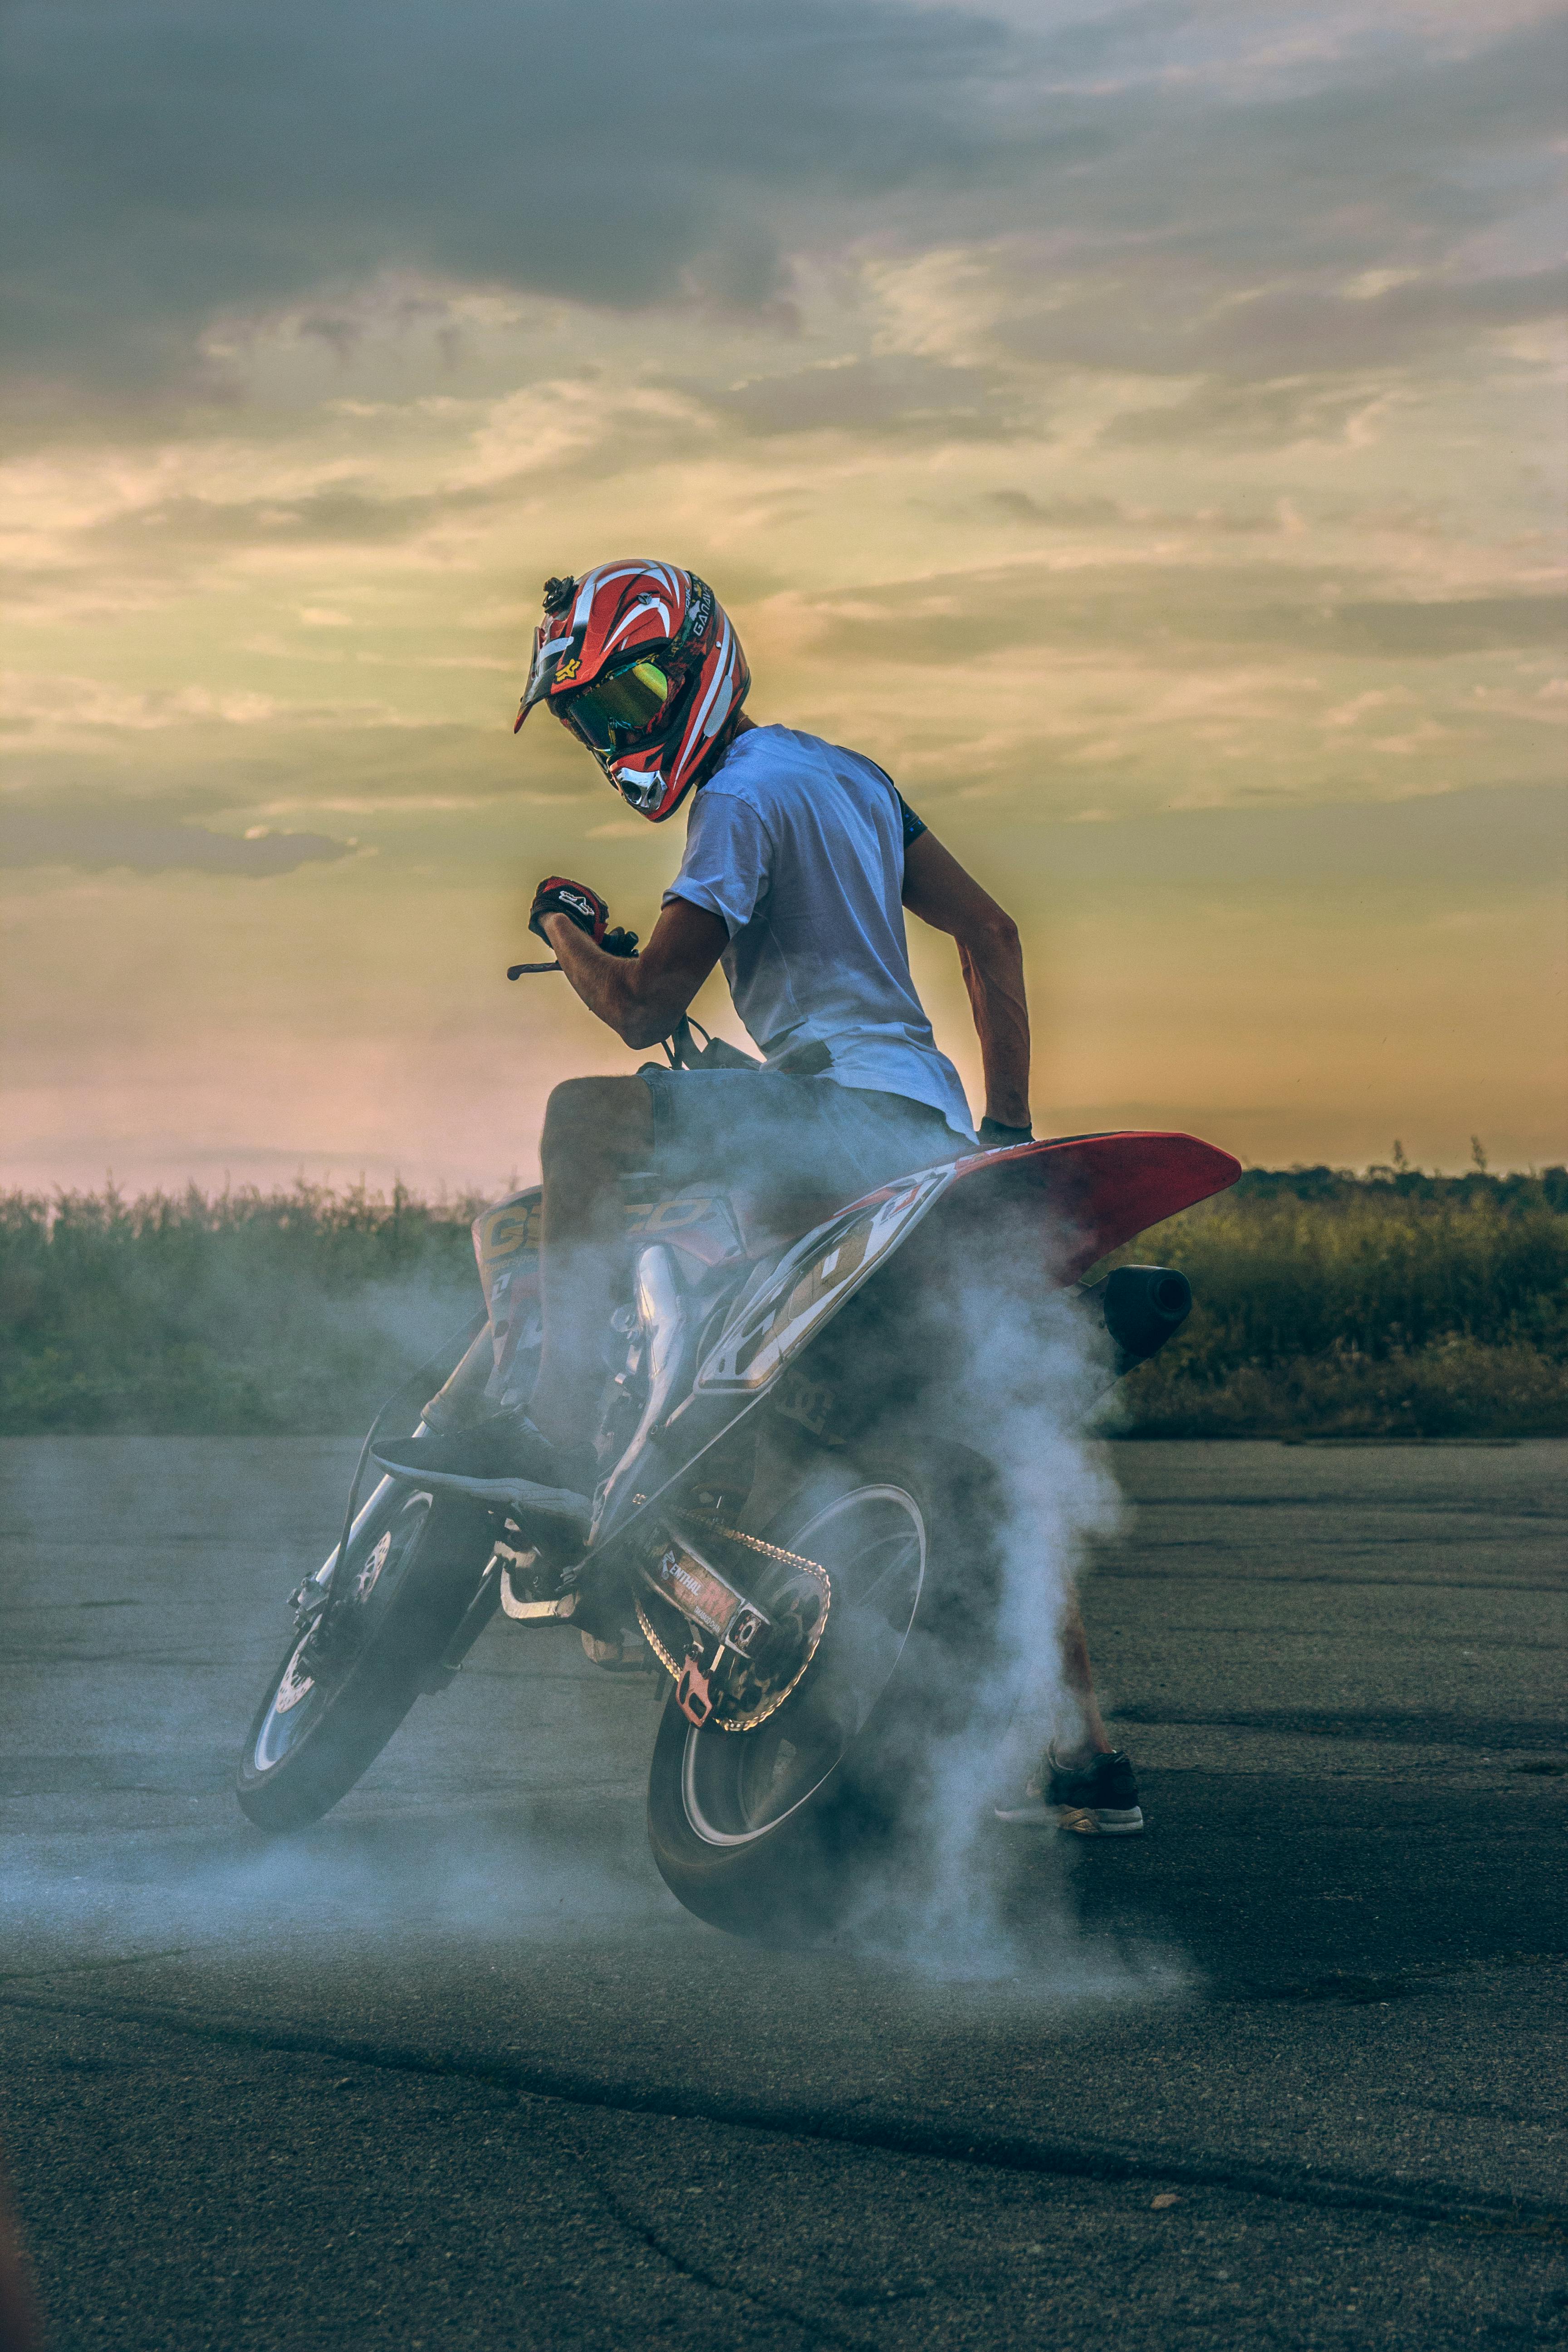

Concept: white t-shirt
[[664, 725, 976, 1142]]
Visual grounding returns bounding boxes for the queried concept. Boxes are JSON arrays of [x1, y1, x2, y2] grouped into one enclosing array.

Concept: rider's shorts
[[641, 1068, 969, 1205]]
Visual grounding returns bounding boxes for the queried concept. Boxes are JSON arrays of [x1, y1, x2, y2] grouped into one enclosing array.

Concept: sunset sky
[[4, 0, 1564, 1196]]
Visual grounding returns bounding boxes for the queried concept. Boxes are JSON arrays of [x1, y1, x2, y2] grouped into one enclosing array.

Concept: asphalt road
[[1, 1436, 1564, 2352]]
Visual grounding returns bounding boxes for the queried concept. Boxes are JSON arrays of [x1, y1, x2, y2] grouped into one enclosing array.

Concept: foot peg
[[495, 1537, 577, 1622]]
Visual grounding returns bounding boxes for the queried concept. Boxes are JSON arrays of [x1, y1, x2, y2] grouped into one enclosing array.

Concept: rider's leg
[[529, 1075, 654, 1455], [368, 1074, 655, 1505], [994, 1596, 1137, 1827], [1058, 1596, 1113, 1759]]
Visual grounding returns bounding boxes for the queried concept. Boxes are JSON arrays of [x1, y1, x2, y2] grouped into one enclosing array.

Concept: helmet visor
[[561, 659, 671, 753]]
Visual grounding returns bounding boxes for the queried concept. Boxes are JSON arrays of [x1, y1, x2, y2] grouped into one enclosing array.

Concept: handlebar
[[507, 924, 637, 980]]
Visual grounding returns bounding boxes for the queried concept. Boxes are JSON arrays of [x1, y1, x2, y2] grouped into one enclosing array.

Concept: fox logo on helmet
[[513, 561, 749, 824]]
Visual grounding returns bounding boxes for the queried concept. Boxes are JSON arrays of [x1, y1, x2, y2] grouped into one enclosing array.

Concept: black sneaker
[[372, 1412, 595, 1531], [993, 1746, 1144, 1834]]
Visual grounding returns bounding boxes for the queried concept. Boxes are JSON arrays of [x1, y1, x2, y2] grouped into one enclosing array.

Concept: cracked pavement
[[1, 1436, 1564, 2349]]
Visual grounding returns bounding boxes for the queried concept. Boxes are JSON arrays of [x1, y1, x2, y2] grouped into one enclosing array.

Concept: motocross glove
[[529, 877, 608, 946], [978, 1117, 1034, 1149]]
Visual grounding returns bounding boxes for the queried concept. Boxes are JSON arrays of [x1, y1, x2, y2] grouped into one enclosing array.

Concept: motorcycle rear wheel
[[645, 1437, 1002, 1941], [236, 1487, 493, 1833]]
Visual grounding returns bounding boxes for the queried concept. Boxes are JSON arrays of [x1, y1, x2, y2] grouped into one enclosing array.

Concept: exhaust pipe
[[1078, 1263, 1192, 1375]]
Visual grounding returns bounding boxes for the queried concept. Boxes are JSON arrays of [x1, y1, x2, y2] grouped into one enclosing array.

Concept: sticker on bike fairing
[[470, 1188, 545, 1383], [625, 1196, 711, 1235], [773, 1369, 836, 1438], [624, 1192, 745, 1267], [693, 1164, 955, 1396], [472, 1191, 542, 1277]]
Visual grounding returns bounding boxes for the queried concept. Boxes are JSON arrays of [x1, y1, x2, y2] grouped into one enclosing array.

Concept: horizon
[[5, 1143, 1559, 1213]]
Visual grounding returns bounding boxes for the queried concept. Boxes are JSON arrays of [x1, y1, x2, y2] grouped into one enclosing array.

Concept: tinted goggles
[[560, 658, 671, 752]]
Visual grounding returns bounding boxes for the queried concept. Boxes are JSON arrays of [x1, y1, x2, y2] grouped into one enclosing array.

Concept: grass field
[[0, 1183, 482, 1438], [2, 1168, 1564, 1439], [1110, 1166, 1568, 1438]]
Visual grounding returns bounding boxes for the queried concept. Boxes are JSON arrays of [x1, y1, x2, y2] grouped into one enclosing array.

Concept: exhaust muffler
[[1078, 1263, 1192, 1375]]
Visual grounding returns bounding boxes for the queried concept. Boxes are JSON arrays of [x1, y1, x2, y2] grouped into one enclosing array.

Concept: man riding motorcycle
[[374, 559, 1140, 1833]]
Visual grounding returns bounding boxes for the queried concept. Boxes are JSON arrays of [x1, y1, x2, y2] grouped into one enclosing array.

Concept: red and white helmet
[[514, 559, 750, 822]]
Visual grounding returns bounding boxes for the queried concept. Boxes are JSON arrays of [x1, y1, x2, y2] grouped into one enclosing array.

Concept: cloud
[[993, 252, 1567, 398], [705, 355, 1011, 438], [1013, 779, 1567, 898], [0, 0, 1032, 397], [0, 705, 597, 827], [5, 0, 1562, 420], [1100, 375, 1392, 450], [1307, 594, 1568, 659], [987, 491, 1125, 528], [1196, 264, 1568, 372], [1091, 250, 1568, 442], [0, 806, 360, 876], [91, 481, 500, 550], [985, 487, 1284, 533], [0, 670, 431, 735], [786, 563, 1568, 667]]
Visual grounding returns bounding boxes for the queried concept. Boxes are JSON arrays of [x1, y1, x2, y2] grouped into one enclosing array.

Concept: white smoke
[[821, 1227, 1177, 1996], [2, 1185, 1179, 2016]]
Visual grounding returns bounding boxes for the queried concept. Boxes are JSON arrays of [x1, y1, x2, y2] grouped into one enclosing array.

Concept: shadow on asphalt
[[1011, 1762, 1568, 1997]]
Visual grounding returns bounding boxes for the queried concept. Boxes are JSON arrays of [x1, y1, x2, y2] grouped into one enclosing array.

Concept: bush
[[0, 1184, 484, 1435], [1110, 1167, 1568, 1439], [3, 1169, 1564, 1439]]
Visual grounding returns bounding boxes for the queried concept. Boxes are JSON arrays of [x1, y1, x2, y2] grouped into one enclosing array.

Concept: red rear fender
[[933, 1131, 1240, 1282]]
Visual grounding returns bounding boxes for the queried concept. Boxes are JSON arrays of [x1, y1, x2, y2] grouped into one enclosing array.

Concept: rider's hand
[[978, 1117, 1034, 1149], [529, 877, 609, 947]]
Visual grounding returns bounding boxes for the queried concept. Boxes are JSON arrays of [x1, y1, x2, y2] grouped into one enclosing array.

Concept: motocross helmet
[[514, 560, 750, 822]]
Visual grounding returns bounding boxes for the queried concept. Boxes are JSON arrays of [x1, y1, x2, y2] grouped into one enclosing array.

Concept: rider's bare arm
[[901, 830, 1031, 1131], [542, 897, 729, 1052]]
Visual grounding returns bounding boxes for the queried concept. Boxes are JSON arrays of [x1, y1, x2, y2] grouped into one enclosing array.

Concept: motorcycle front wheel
[[645, 1437, 1002, 1941], [236, 1486, 494, 1833]]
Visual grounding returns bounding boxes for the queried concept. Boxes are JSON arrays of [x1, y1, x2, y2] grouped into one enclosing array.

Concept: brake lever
[[603, 927, 640, 959], [507, 926, 636, 980]]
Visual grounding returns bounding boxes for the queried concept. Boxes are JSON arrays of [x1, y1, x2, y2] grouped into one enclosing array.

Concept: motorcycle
[[235, 1012, 1239, 1939]]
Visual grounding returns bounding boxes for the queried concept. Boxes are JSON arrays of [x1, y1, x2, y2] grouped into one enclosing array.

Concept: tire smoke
[[823, 1216, 1176, 1995]]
